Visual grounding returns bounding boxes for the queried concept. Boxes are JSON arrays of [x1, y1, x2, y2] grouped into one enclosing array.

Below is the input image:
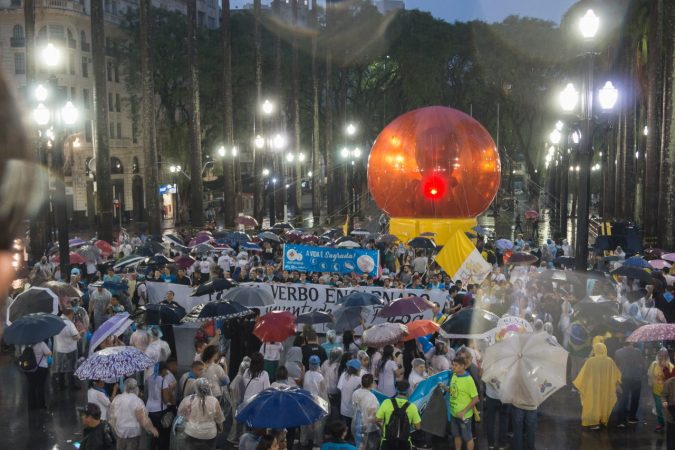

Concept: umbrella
[[192, 243, 216, 254], [182, 301, 252, 323], [6, 287, 60, 325], [662, 253, 675, 263], [162, 234, 184, 246], [496, 239, 514, 251], [649, 259, 672, 270], [336, 240, 360, 249], [554, 256, 576, 269], [604, 315, 647, 334], [133, 246, 154, 257], [471, 226, 489, 236], [225, 232, 252, 246], [236, 385, 328, 428], [376, 234, 399, 244], [196, 230, 213, 237], [189, 235, 213, 247], [175, 255, 196, 270], [300, 235, 320, 244], [482, 332, 568, 408], [272, 222, 295, 231], [41, 281, 82, 299], [254, 311, 296, 343], [524, 210, 539, 220], [296, 310, 334, 325], [145, 254, 174, 267], [507, 252, 538, 266], [337, 292, 384, 308], [643, 248, 665, 260], [611, 266, 652, 282], [225, 286, 274, 308], [351, 228, 371, 236], [113, 254, 146, 271], [53, 252, 87, 264], [134, 303, 186, 325], [362, 322, 408, 347], [258, 231, 282, 243], [377, 296, 434, 318], [573, 296, 621, 322], [68, 238, 87, 248], [191, 278, 238, 298], [439, 308, 500, 338], [89, 312, 133, 355], [3, 313, 66, 345], [241, 242, 262, 252], [627, 323, 675, 343], [404, 320, 440, 341], [76, 245, 101, 261], [139, 241, 165, 255], [95, 240, 114, 256], [601, 255, 621, 263], [75, 346, 155, 380], [235, 215, 259, 227], [623, 256, 651, 269], [407, 237, 436, 250], [331, 306, 364, 333]]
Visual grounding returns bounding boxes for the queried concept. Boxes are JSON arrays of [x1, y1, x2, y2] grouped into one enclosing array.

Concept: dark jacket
[[80, 422, 114, 450]]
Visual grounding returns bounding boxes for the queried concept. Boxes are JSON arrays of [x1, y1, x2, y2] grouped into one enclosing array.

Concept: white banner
[[146, 281, 451, 329]]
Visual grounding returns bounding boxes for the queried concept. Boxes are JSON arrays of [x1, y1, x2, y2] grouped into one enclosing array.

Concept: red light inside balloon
[[422, 174, 446, 200]]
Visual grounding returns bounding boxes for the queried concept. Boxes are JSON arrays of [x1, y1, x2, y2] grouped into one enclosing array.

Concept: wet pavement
[[0, 350, 668, 450]]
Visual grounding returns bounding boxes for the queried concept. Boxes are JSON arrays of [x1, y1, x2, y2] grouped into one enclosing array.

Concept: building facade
[[0, 0, 219, 229]]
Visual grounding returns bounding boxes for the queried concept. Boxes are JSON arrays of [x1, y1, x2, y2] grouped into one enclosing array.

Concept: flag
[[434, 230, 492, 285], [342, 214, 349, 236]]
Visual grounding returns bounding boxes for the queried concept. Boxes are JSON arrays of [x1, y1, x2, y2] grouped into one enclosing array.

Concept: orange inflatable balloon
[[368, 106, 501, 219]]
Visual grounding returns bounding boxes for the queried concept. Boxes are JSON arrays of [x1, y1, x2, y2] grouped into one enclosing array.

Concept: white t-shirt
[[377, 360, 398, 397], [303, 370, 325, 399], [408, 371, 426, 393], [260, 342, 283, 362], [88, 388, 111, 420], [54, 318, 79, 353], [337, 372, 362, 417], [110, 393, 147, 438], [199, 260, 212, 274], [217, 255, 233, 272], [31, 342, 51, 368], [242, 370, 271, 403], [146, 372, 176, 413]]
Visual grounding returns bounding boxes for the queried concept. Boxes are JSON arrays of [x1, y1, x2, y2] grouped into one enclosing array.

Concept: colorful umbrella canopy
[[483, 333, 568, 408], [182, 301, 252, 323], [189, 234, 213, 246], [224, 286, 275, 307], [254, 311, 296, 343], [191, 243, 216, 254], [661, 253, 675, 263], [296, 311, 334, 325], [6, 287, 60, 325], [623, 256, 651, 269], [376, 234, 399, 244], [627, 323, 675, 342], [95, 240, 114, 256], [524, 209, 539, 220], [53, 252, 87, 264], [175, 255, 196, 270], [377, 296, 434, 318], [337, 292, 383, 308], [76, 245, 101, 261], [162, 234, 184, 246], [649, 259, 672, 270], [68, 238, 87, 248], [495, 239, 514, 251], [139, 241, 165, 255], [235, 385, 328, 428], [272, 222, 294, 231], [439, 308, 500, 339], [350, 229, 371, 236], [89, 312, 133, 355], [113, 254, 147, 271], [76, 346, 155, 380], [3, 313, 65, 345], [235, 215, 259, 227], [407, 237, 436, 249], [404, 320, 440, 341], [241, 242, 262, 252], [331, 306, 365, 333], [362, 322, 408, 347]]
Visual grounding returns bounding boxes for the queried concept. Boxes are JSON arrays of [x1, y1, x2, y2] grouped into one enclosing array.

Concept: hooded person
[[572, 342, 622, 429]]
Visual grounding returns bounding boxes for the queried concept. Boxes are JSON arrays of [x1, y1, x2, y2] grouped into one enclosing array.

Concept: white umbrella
[[362, 322, 408, 347], [482, 332, 568, 408], [337, 240, 360, 249]]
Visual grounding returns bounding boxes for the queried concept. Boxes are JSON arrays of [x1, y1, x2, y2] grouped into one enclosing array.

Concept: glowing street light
[[42, 43, 61, 67], [579, 9, 600, 40], [261, 99, 274, 115], [33, 103, 50, 126], [549, 129, 562, 145], [273, 134, 286, 150], [262, 168, 270, 176], [34, 84, 49, 102], [559, 83, 579, 112], [61, 101, 78, 125], [254, 135, 265, 149], [345, 123, 357, 136], [598, 81, 618, 111]]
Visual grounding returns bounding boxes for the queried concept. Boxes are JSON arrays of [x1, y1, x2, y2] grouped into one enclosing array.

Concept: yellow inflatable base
[[389, 217, 477, 244]]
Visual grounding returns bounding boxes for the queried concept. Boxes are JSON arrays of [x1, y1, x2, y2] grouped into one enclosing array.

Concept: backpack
[[103, 422, 117, 449], [384, 398, 411, 443], [18, 346, 41, 373]]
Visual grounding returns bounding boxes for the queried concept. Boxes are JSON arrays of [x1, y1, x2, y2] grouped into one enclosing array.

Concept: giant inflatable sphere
[[367, 106, 501, 219]]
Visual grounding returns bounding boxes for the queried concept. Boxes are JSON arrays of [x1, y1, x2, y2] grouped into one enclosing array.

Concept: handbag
[[160, 377, 176, 429]]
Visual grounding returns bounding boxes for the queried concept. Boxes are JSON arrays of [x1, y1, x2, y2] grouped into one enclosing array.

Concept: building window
[[85, 157, 92, 176], [81, 56, 88, 77], [132, 122, 138, 144], [49, 24, 65, 43], [69, 52, 76, 74], [67, 29, 76, 49], [108, 93, 113, 111], [109, 122, 115, 138], [107, 62, 112, 81], [85, 121, 92, 142], [132, 156, 139, 173], [111, 157, 124, 174], [80, 31, 90, 52], [11, 24, 25, 47], [116, 123, 122, 138], [83, 88, 90, 109], [115, 94, 121, 112], [14, 53, 25, 74], [70, 87, 76, 100], [114, 65, 119, 83]]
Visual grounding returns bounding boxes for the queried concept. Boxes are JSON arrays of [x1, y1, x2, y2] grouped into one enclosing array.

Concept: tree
[[310, 0, 321, 226], [253, 0, 263, 224], [291, 0, 302, 225], [187, 0, 204, 227], [90, 0, 113, 242], [222, 0, 236, 228], [663, 0, 675, 247]]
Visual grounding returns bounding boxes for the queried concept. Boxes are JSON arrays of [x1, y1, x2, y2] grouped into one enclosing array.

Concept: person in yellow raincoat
[[648, 348, 674, 431], [573, 342, 622, 429]]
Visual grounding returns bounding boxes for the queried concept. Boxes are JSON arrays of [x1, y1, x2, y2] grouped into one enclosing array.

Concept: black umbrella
[[554, 256, 576, 269], [603, 315, 647, 334], [141, 241, 166, 254], [41, 281, 82, 299], [337, 292, 384, 308], [573, 296, 621, 322], [258, 231, 282, 243], [611, 266, 652, 282], [272, 222, 295, 231], [134, 303, 186, 325], [376, 234, 399, 244], [133, 247, 154, 257], [407, 237, 436, 249], [296, 310, 334, 325], [145, 254, 175, 267], [331, 307, 364, 333], [191, 278, 238, 298], [224, 286, 274, 307], [507, 252, 539, 266], [439, 308, 499, 337], [7, 287, 60, 325], [181, 301, 252, 323], [3, 313, 66, 345]]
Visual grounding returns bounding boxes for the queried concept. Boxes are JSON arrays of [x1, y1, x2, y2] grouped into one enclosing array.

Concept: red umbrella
[[189, 234, 213, 247], [95, 240, 113, 256], [253, 311, 296, 343], [524, 209, 539, 220], [404, 320, 440, 341], [649, 259, 672, 270], [627, 324, 675, 342], [54, 252, 87, 264], [235, 215, 259, 227]]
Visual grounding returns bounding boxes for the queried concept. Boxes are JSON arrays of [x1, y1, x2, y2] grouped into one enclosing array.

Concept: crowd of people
[[7, 225, 675, 450]]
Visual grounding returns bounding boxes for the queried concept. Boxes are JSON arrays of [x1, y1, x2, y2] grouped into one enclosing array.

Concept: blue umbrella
[[623, 256, 651, 269], [75, 346, 155, 380], [182, 301, 252, 323], [472, 226, 489, 236], [241, 242, 262, 252], [496, 239, 514, 251], [336, 292, 383, 308], [89, 313, 133, 355], [3, 313, 65, 345], [235, 386, 328, 429]]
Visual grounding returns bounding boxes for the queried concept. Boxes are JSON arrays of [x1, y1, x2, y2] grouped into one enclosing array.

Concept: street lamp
[[261, 99, 274, 115], [598, 81, 618, 111], [41, 43, 61, 67], [559, 83, 579, 112], [341, 146, 362, 230], [254, 135, 265, 150], [345, 123, 357, 136], [579, 9, 600, 40], [549, 129, 562, 145]]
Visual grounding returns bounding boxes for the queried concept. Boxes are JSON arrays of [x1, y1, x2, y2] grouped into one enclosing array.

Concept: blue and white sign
[[283, 244, 380, 276], [159, 184, 177, 194]]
